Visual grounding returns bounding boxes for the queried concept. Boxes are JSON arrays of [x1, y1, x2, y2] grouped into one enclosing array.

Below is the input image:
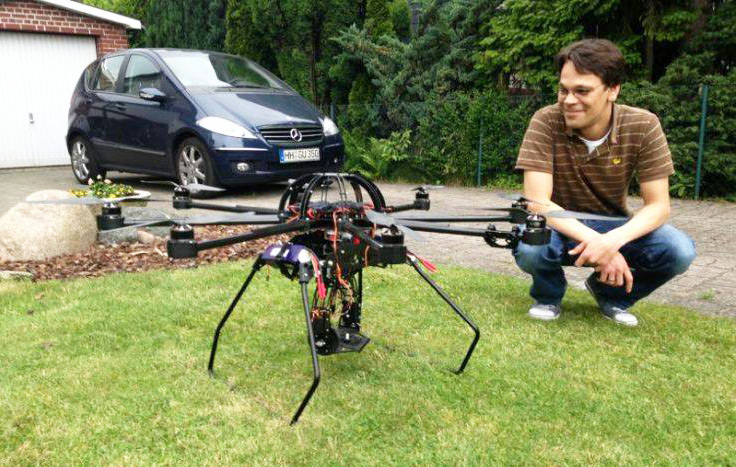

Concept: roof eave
[[36, 0, 142, 30]]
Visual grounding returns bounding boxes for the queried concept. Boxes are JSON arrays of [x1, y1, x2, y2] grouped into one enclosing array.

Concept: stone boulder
[[0, 190, 97, 262]]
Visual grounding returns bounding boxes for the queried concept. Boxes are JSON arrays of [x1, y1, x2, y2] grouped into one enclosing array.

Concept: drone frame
[[55, 173, 548, 424]]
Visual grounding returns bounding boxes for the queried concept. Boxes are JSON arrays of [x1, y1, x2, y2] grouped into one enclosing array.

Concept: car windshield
[[159, 51, 285, 90]]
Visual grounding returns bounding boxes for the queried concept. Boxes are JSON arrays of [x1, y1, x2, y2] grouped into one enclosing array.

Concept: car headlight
[[197, 116, 257, 139], [321, 117, 339, 136]]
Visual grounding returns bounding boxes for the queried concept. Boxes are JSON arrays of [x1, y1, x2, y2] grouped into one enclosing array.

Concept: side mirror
[[139, 87, 167, 103]]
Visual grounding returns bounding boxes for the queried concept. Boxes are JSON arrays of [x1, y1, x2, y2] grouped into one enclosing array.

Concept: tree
[[640, 0, 703, 81], [81, 0, 147, 46], [225, 0, 357, 106], [139, 0, 227, 51], [476, 0, 633, 90], [474, 0, 712, 89], [623, 1, 736, 198], [332, 0, 501, 130]]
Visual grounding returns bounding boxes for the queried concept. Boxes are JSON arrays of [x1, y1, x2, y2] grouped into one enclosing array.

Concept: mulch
[[0, 225, 287, 282]]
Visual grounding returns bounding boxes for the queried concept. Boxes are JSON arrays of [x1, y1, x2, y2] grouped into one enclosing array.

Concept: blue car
[[67, 49, 344, 189]]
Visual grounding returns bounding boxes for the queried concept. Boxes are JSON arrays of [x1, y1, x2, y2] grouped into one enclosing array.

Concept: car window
[[123, 55, 163, 96], [92, 55, 125, 92], [159, 51, 284, 90], [84, 61, 98, 90]]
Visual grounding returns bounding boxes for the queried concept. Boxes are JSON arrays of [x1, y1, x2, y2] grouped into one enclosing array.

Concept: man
[[513, 39, 696, 326]]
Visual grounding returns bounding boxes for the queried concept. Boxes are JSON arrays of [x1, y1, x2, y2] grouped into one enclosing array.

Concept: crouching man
[[513, 39, 695, 326]]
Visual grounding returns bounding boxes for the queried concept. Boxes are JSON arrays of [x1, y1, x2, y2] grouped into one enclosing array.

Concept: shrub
[[623, 75, 736, 199], [343, 129, 412, 180], [411, 91, 544, 185]]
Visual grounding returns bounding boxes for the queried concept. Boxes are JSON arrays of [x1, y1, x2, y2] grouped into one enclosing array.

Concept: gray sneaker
[[585, 276, 638, 327], [528, 303, 561, 321]]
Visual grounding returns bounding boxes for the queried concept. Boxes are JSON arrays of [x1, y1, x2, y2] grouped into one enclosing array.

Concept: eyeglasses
[[558, 83, 605, 99]]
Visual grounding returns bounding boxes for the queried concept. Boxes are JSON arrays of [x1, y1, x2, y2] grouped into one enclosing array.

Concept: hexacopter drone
[[34, 173, 626, 424], [167, 173, 557, 424]]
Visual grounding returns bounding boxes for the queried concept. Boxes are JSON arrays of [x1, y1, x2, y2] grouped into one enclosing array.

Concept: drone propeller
[[175, 212, 271, 225], [473, 207, 517, 213], [364, 209, 426, 242], [186, 212, 278, 224], [411, 184, 444, 192], [104, 212, 279, 232], [26, 197, 112, 206], [497, 193, 551, 206], [544, 210, 628, 221], [471, 204, 628, 221], [466, 193, 551, 212], [25, 195, 165, 205], [141, 180, 225, 194]]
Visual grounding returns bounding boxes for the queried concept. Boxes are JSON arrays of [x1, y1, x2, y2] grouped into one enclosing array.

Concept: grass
[[698, 289, 717, 301], [1, 261, 735, 465]]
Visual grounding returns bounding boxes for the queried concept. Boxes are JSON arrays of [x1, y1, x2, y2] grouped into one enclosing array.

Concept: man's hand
[[594, 252, 634, 293], [568, 233, 622, 268]]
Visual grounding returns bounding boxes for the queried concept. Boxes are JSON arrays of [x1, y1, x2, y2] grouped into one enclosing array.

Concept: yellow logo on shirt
[[612, 157, 622, 165]]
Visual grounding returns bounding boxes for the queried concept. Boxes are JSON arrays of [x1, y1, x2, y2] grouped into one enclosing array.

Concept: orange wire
[[331, 211, 350, 288]]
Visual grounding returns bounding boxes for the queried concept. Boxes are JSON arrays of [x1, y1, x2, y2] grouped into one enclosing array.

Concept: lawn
[[1, 261, 735, 465]]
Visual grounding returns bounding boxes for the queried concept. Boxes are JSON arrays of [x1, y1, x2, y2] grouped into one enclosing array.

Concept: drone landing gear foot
[[408, 256, 480, 374], [336, 327, 371, 353], [314, 326, 370, 355]]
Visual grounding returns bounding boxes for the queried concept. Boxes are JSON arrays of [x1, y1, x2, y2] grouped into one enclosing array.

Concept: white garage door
[[0, 32, 97, 168]]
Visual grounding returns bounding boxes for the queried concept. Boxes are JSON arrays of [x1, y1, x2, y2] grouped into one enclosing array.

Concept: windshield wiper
[[226, 79, 267, 89]]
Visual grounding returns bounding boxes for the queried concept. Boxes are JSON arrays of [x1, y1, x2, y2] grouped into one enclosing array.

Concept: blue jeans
[[513, 221, 696, 309]]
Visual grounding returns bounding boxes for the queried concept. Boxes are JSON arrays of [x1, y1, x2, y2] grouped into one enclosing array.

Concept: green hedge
[[340, 81, 736, 198], [340, 91, 545, 186], [622, 77, 736, 199]]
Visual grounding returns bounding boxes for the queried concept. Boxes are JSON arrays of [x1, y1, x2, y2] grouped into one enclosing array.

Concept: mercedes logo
[[290, 128, 302, 142]]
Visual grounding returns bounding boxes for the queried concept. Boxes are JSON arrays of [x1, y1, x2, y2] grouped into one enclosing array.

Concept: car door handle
[[115, 102, 126, 111]]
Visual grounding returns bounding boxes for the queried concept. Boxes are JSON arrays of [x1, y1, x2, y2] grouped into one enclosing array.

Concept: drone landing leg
[[291, 263, 321, 425], [208, 258, 264, 376], [407, 256, 480, 374]]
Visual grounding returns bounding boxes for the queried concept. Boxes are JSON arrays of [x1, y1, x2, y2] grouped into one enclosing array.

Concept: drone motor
[[521, 214, 552, 246], [96, 204, 125, 231], [167, 224, 197, 258], [172, 185, 192, 209], [414, 190, 430, 210], [369, 230, 407, 266]]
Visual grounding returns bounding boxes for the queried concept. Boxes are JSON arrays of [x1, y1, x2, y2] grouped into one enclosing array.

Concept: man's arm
[[569, 177, 671, 267], [599, 177, 670, 247], [523, 170, 636, 288], [523, 170, 600, 243], [581, 177, 670, 290], [524, 171, 671, 292]]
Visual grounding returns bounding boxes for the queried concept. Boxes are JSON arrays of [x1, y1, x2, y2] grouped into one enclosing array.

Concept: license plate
[[279, 147, 320, 163]]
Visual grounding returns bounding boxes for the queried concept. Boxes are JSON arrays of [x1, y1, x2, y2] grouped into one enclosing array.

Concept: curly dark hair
[[554, 39, 626, 87]]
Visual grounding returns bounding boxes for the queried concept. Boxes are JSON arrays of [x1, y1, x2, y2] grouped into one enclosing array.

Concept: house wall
[[0, 0, 129, 56]]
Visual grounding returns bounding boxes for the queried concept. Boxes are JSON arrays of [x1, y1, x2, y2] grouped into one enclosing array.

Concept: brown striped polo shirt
[[515, 103, 674, 216]]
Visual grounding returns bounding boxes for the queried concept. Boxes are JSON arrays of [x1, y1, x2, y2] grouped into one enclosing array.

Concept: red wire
[[311, 255, 326, 300], [408, 250, 438, 273]]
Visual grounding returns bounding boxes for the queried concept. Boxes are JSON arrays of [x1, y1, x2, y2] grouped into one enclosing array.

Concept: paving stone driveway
[[2, 166, 734, 317]]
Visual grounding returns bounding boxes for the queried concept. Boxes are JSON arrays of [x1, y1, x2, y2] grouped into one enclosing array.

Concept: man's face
[[558, 61, 619, 132]]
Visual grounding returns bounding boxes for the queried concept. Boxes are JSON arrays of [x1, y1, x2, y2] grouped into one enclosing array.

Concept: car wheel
[[70, 136, 105, 184], [176, 137, 220, 197]]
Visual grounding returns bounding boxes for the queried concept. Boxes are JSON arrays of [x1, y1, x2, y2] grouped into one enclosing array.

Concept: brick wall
[[0, 0, 130, 56]]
